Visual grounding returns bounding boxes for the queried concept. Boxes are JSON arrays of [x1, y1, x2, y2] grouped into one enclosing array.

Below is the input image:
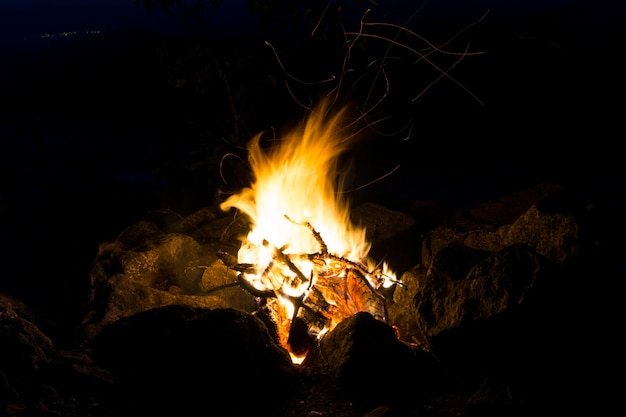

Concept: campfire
[[218, 100, 400, 362]]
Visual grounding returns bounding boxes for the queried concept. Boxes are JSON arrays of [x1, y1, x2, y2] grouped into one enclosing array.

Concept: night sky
[[0, 0, 589, 48]]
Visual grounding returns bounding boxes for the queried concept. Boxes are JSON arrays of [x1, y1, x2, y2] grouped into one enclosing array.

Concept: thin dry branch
[[284, 214, 328, 255], [412, 42, 483, 104]]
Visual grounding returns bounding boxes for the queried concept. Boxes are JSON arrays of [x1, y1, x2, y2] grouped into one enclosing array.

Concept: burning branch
[[284, 214, 328, 255], [262, 238, 312, 289], [215, 216, 396, 359]]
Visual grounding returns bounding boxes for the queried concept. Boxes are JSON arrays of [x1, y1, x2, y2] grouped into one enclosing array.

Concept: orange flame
[[220, 100, 396, 361]]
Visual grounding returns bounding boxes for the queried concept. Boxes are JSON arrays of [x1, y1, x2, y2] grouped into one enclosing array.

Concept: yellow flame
[[220, 100, 394, 359], [221, 101, 371, 267]]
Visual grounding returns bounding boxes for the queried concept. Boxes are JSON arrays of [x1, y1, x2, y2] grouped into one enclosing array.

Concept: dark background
[[1, 0, 625, 343]]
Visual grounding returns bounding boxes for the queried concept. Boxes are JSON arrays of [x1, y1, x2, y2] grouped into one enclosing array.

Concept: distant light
[[39, 29, 101, 39]]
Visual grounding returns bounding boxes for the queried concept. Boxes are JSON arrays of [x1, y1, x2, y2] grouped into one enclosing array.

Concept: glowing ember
[[220, 101, 399, 362]]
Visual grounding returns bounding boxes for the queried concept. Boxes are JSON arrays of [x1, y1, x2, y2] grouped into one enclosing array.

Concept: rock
[[90, 305, 300, 417], [503, 191, 581, 265], [0, 309, 54, 378], [362, 406, 394, 417], [469, 182, 562, 224], [169, 202, 249, 249], [80, 272, 231, 341], [0, 293, 35, 322], [409, 199, 453, 232], [351, 202, 422, 277], [81, 213, 258, 341], [420, 216, 509, 268], [386, 265, 431, 348], [303, 312, 449, 412], [416, 243, 546, 338], [0, 294, 116, 416]]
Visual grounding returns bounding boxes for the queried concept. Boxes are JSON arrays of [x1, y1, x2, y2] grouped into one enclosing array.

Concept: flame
[[220, 100, 397, 360]]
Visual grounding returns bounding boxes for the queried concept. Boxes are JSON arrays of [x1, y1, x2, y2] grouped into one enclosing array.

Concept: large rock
[[80, 207, 258, 341], [302, 311, 450, 412], [391, 186, 589, 346], [415, 243, 546, 338], [91, 305, 300, 417]]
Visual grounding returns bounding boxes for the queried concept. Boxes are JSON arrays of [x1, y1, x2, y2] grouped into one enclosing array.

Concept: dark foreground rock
[[91, 306, 299, 417], [1, 181, 625, 417]]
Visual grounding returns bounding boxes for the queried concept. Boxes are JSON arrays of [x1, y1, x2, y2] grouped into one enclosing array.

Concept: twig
[[283, 214, 328, 255], [263, 240, 311, 287]]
